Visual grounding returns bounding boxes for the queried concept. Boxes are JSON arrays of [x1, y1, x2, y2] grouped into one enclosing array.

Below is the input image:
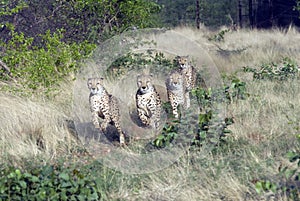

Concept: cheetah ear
[[149, 73, 153, 78], [99, 77, 104, 80]]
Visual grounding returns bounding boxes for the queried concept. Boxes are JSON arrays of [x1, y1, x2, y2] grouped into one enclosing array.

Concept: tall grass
[[0, 26, 299, 200]]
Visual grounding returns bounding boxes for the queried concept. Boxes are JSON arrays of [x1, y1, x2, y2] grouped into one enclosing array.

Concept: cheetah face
[[177, 56, 189, 69], [137, 74, 154, 94], [87, 78, 105, 95], [168, 71, 183, 89]]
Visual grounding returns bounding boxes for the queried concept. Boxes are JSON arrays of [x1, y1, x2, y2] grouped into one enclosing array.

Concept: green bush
[[0, 26, 95, 95], [152, 119, 179, 148], [105, 51, 174, 79], [0, 161, 111, 201], [243, 57, 299, 81]]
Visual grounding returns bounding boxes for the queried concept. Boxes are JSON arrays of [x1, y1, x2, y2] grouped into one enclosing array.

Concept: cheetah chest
[[169, 86, 185, 105], [90, 94, 109, 117], [138, 91, 157, 107]]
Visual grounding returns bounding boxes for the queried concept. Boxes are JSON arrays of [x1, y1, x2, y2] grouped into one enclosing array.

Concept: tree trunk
[[238, 0, 243, 28], [0, 60, 11, 76], [249, 0, 254, 28], [269, 0, 273, 27], [196, 0, 200, 29]]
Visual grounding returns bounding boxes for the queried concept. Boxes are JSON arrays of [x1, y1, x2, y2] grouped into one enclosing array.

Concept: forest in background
[[1, 0, 300, 46], [158, 0, 300, 28]]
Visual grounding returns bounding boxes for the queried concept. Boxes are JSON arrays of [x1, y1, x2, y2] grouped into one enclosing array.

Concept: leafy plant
[[192, 110, 234, 147], [224, 76, 248, 102], [255, 180, 277, 194], [243, 57, 299, 81], [0, 0, 161, 44], [208, 29, 230, 42], [105, 51, 174, 79], [192, 76, 248, 107], [0, 164, 102, 200], [152, 120, 178, 148], [255, 128, 300, 199], [0, 27, 95, 95]]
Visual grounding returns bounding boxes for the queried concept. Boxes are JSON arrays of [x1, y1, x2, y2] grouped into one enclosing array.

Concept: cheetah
[[166, 70, 188, 119], [136, 74, 162, 129], [177, 56, 197, 91], [87, 77, 125, 145]]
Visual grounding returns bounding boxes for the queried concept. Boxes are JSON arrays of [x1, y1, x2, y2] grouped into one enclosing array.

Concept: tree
[[253, 0, 300, 28], [0, 0, 161, 44], [157, 0, 238, 28], [196, 0, 200, 29], [238, 0, 243, 28], [248, 0, 254, 28]]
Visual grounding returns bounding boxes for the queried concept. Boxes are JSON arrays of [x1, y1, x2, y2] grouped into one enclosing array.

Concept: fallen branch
[[0, 59, 11, 75]]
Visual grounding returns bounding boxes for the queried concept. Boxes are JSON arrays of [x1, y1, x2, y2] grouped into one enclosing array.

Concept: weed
[[208, 29, 230, 42], [243, 57, 299, 81], [152, 120, 178, 148], [255, 126, 300, 200]]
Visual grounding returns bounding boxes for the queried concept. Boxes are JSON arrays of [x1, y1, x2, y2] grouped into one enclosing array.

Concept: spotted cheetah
[[87, 78, 125, 145], [166, 70, 189, 118], [136, 74, 162, 129], [177, 56, 197, 91]]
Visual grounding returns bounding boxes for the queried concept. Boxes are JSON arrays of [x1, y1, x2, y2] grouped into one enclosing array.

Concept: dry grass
[[0, 26, 299, 200], [0, 93, 78, 165], [174, 26, 300, 73]]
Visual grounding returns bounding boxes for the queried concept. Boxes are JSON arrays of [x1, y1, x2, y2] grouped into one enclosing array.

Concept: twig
[[0, 59, 11, 75]]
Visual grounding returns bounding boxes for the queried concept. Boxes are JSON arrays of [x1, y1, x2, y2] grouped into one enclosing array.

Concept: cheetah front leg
[[113, 119, 125, 145], [171, 101, 179, 119], [185, 91, 190, 109], [98, 106, 110, 134], [92, 110, 101, 129], [137, 107, 150, 126], [149, 104, 161, 129], [100, 116, 110, 133], [110, 97, 125, 145]]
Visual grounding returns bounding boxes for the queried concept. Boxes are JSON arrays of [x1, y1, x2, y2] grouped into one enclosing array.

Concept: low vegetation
[[1, 26, 300, 200]]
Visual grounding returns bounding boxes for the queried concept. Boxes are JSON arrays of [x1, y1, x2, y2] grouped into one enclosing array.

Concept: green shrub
[[152, 119, 179, 148], [0, 26, 95, 95], [105, 51, 174, 79], [0, 161, 111, 201], [208, 29, 230, 42], [243, 57, 299, 81]]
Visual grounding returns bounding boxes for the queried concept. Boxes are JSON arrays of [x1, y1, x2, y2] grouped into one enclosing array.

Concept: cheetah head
[[177, 56, 189, 69], [87, 77, 105, 95], [167, 71, 183, 89], [137, 74, 154, 94]]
